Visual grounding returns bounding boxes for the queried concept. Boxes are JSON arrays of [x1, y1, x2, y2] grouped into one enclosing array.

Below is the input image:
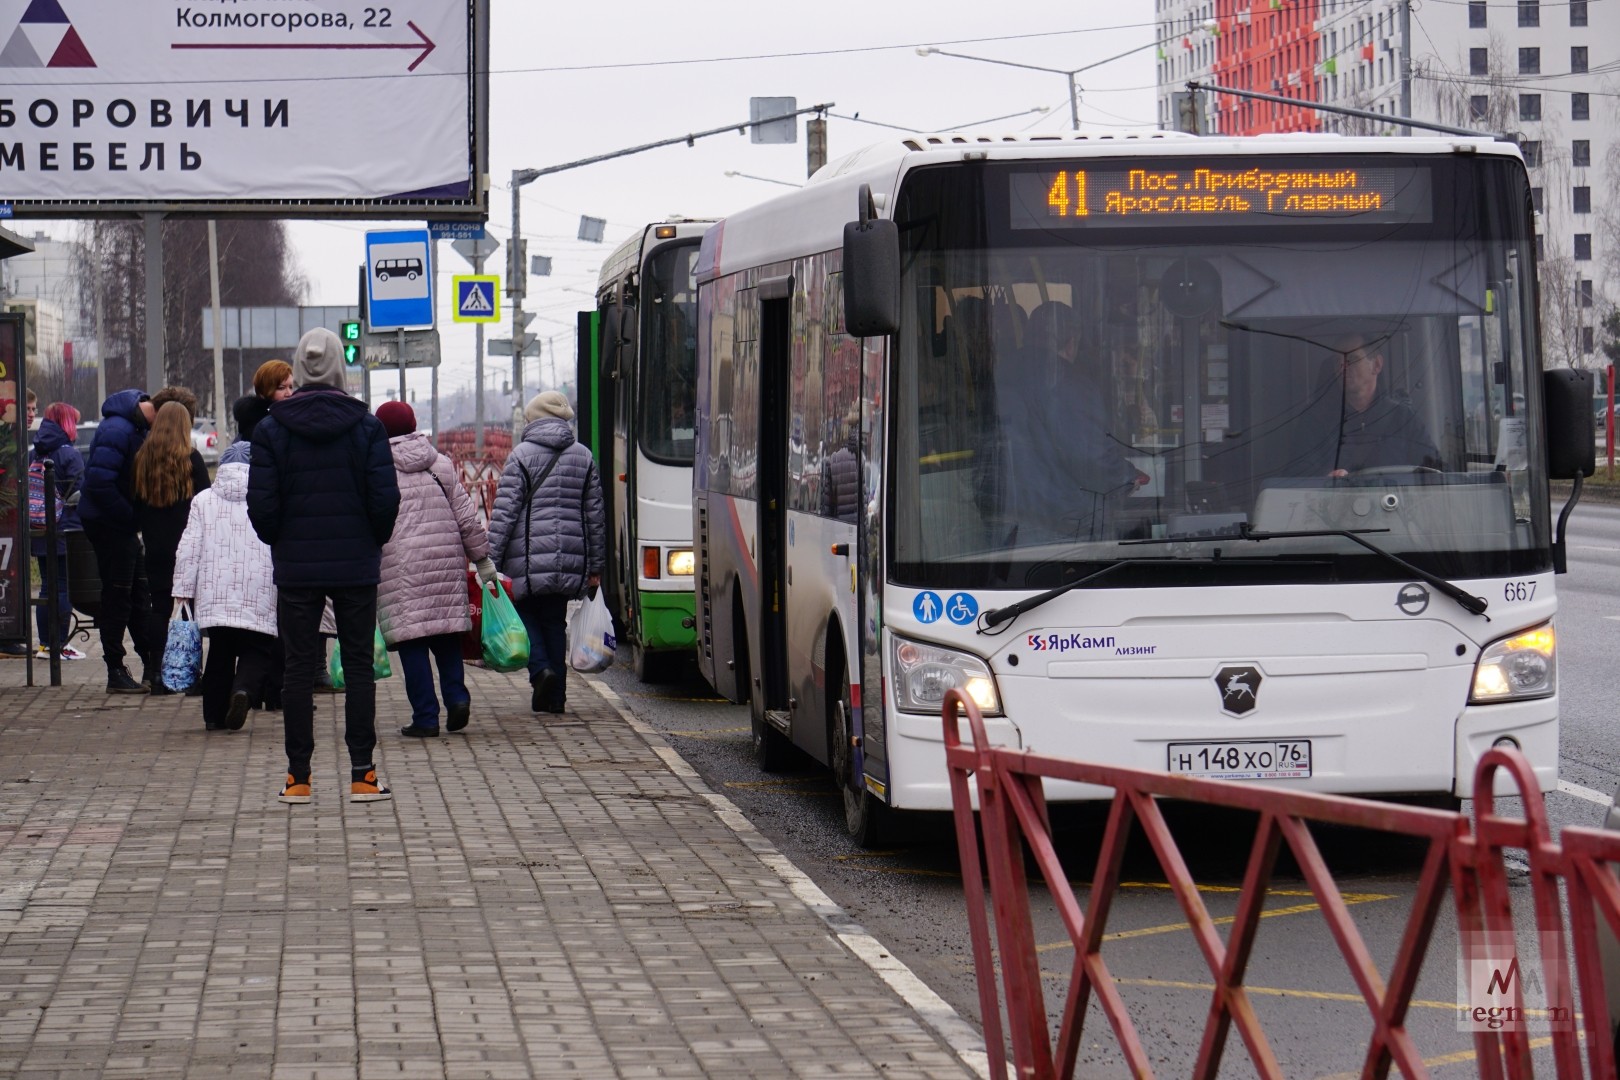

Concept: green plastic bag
[[480, 581, 530, 673], [328, 626, 393, 689]]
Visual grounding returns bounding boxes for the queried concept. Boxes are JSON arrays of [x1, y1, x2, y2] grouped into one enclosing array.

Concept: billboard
[[0, 0, 487, 219]]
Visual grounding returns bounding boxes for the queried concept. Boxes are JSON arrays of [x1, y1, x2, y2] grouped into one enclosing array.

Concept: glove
[[476, 557, 498, 588]]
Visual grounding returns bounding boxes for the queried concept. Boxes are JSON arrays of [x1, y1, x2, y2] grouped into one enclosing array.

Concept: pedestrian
[[171, 418, 277, 731], [29, 402, 86, 661], [374, 401, 496, 738], [248, 327, 400, 805], [133, 397, 211, 696], [486, 390, 605, 714], [79, 388, 157, 693], [0, 391, 46, 656], [226, 393, 287, 712]]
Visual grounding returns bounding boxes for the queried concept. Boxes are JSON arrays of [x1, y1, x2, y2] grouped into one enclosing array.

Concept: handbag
[[327, 626, 393, 689], [567, 586, 616, 673], [161, 600, 203, 691], [479, 580, 530, 673]]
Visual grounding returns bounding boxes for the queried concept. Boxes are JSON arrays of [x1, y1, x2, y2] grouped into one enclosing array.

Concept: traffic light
[[340, 320, 362, 365]]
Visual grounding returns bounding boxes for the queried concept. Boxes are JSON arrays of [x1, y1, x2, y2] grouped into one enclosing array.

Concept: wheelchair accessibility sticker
[[913, 592, 943, 624], [945, 593, 978, 625]]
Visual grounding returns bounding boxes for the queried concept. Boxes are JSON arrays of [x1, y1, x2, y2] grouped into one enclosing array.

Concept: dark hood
[[32, 418, 70, 457], [101, 388, 147, 427], [269, 386, 369, 444]]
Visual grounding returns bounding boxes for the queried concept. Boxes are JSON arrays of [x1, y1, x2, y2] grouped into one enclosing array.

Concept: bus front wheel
[[832, 673, 887, 847]]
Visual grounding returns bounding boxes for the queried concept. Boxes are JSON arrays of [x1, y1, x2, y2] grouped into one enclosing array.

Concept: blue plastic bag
[[161, 601, 203, 691]]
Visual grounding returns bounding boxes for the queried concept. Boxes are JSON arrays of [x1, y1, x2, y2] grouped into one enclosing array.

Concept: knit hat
[[232, 394, 269, 441], [376, 400, 416, 439], [524, 390, 574, 423], [293, 327, 346, 391]]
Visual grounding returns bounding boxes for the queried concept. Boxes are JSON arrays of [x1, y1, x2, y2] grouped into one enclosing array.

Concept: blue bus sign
[[364, 228, 434, 331]]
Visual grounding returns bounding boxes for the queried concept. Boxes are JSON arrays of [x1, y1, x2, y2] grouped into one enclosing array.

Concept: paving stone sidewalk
[[0, 651, 979, 1079]]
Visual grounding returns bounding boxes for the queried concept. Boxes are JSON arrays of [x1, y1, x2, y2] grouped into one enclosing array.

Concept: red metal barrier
[[941, 687, 1620, 1079]]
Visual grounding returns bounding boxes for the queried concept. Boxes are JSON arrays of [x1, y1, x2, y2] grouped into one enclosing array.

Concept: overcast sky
[[41, 1, 1165, 410]]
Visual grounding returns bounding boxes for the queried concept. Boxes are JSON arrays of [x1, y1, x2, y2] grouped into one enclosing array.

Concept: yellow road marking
[[1314, 1034, 1568, 1080], [723, 778, 833, 796], [664, 726, 749, 739], [1036, 889, 1396, 951]]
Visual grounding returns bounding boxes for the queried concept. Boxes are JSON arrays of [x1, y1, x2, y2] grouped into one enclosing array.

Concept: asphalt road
[[591, 499, 1620, 1075]]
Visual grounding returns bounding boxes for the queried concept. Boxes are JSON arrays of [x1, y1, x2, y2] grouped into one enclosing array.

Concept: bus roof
[[700, 130, 1521, 283]]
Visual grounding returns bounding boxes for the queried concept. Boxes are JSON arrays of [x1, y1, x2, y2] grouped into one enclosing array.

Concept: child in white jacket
[[172, 439, 278, 731]]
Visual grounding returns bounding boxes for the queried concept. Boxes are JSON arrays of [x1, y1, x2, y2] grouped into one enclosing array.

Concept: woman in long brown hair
[[135, 399, 211, 693]]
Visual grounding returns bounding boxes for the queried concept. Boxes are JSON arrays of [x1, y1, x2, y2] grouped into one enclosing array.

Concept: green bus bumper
[[638, 592, 697, 653]]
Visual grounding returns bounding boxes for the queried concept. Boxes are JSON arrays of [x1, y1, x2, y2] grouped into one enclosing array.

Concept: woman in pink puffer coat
[[374, 402, 496, 737]]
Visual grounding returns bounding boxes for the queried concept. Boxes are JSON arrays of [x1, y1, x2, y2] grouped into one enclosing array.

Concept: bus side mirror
[[842, 184, 899, 338], [1544, 367, 1595, 479]]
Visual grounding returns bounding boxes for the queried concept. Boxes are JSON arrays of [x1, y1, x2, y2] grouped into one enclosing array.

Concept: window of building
[[1470, 95, 1489, 121], [1571, 0, 1587, 26], [1584, 327, 1596, 355], [1572, 93, 1590, 121], [1518, 0, 1539, 27], [1520, 48, 1540, 75], [1470, 47, 1489, 76], [1573, 140, 1590, 167], [1519, 94, 1541, 121], [1522, 140, 1541, 167], [1574, 234, 1592, 261], [1531, 186, 1544, 213], [1574, 186, 1590, 214], [1571, 47, 1588, 74], [1469, 0, 1487, 26], [1579, 279, 1594, 308]]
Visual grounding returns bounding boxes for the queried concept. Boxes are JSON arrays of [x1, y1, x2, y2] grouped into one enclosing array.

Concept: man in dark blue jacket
[[249, 328, 400, 806], [79, 388, 156, 692]]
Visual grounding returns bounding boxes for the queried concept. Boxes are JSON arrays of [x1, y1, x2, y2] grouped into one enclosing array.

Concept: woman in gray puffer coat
[[486, 391, 605, 713], [375, 402, 497, 737]]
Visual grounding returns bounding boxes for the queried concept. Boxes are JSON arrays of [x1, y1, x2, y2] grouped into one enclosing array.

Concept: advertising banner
[[0, 0, 481, 213]]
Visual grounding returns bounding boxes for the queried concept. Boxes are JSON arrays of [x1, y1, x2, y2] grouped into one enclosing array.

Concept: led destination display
[[1009, 163, 1434, 229]]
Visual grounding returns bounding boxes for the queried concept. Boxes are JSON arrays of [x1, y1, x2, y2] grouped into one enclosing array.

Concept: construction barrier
[[940, 687, 1620, 1079]]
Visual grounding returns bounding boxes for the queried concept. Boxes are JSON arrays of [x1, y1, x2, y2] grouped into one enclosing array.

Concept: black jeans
[[515, 593, 571, 708], [201, 626, 276, 726], [85, 528, 153, 674], [279, 586, 377, 780]]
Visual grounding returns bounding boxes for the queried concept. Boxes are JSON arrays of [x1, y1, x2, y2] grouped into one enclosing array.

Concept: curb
[[583, 674, 993, 1080]]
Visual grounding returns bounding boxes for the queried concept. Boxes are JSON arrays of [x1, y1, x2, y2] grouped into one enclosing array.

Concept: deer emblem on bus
[[1215, 665, 1263, 716]]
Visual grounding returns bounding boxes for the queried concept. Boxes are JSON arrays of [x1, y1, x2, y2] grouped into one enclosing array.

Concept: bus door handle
[[830, 543, 850, 557]]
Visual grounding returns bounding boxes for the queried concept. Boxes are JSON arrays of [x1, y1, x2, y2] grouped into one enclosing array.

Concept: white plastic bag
[[567, 588, 616, 673]]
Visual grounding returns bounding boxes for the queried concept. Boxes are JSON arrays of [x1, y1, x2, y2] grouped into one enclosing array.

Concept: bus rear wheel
[[831, 673, 887, 847]]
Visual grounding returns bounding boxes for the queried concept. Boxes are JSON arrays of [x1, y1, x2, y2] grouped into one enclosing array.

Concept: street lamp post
[[510, 167, 540, 430]]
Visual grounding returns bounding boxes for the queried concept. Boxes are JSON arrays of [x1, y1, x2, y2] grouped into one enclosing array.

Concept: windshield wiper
[[1123, 523, 1490, 618], [979, 558, 1174, 633]]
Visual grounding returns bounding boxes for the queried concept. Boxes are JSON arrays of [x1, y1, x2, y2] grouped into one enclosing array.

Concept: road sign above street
[[487, 338, 541, 358], [365, 228, 434, 332], [430, 221, 487, 241], [453, 276, 501, 324], [451, 236, 500, 265]]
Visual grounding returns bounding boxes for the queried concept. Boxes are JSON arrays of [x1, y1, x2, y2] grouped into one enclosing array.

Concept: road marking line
[[664, 726, 750, 739], [1313, 1034, 1565, 1080], [1035, 891, 1395, 952], [1558, 779, 1613, 806], [1104, 977, 1573, 1021], [582, 674, 994, 1080]]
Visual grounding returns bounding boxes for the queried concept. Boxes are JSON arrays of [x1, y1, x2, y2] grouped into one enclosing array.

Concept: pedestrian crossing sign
[[452, 275, 501, 323]]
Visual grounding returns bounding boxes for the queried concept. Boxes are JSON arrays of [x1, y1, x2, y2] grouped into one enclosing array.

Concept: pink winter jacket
[[376, 433, 489, 647]]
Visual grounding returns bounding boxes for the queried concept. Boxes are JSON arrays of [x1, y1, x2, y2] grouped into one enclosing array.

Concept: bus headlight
[[890, 634, 1002, 716], [666, 549, 695, 576], [1470, 623, 1555, 703]]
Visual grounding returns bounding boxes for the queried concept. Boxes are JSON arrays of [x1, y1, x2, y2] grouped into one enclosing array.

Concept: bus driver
[[1305, 332, 1442, 477]]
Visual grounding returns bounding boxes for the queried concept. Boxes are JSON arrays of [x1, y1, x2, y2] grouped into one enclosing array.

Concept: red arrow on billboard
[[172, 20, 436, 71]]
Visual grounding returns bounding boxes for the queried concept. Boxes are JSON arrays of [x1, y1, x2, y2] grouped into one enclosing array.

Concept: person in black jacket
[[136, 388, 212, 696], [79, 388, 157, 693], [248, 328, 400, 806], [29, 403, 86, 660]]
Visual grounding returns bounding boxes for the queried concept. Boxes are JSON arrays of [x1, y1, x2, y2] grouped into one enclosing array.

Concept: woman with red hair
[[29, 402, 86, 659]]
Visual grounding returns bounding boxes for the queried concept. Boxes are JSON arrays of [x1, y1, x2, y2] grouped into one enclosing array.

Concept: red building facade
[[1214, 0, 1323, 135]]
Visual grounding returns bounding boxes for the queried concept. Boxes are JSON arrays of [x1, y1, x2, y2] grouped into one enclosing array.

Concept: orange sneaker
[[278, 774, 311, 804], [349, 767, 392, 803]]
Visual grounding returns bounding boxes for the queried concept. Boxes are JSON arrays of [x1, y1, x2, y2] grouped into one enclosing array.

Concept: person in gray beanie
[[487, 390, 605, 714], [248, 327, 401, 805]]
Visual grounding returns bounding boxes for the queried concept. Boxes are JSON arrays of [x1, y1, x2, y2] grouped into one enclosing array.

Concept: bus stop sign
[[364, 228, 434, 331]]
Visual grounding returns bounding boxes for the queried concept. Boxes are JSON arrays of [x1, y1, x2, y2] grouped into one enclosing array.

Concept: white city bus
[[578, 219, 712, 681], [692, 131, 1593, 843]]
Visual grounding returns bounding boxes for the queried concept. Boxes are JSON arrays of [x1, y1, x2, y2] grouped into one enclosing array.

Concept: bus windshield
[[638, 242, 700, 465], [888, 154, 1549, 592]]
